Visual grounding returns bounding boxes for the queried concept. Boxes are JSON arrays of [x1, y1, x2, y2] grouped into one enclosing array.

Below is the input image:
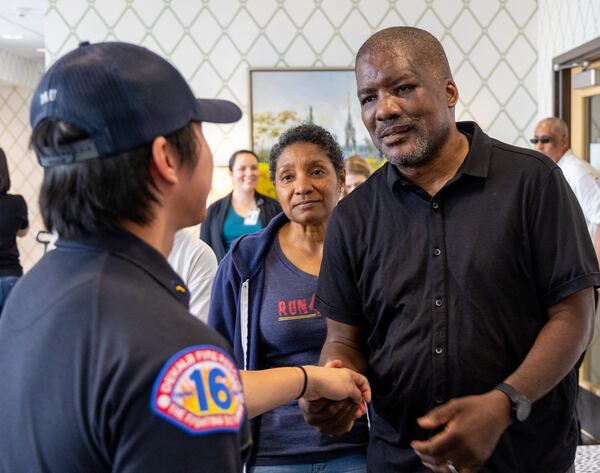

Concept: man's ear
[[446, 80, 459, 108], [150, 136, 178, 185]]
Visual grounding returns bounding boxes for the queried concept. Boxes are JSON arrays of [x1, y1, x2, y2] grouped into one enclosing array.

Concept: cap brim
[[195, 98, 242, 124]]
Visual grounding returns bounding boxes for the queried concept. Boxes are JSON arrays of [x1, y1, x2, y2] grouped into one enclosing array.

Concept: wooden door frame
[[553, 36, 600, 127]]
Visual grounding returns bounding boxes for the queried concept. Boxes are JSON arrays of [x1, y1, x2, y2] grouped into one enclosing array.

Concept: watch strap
[[495, 382, 531, 422]]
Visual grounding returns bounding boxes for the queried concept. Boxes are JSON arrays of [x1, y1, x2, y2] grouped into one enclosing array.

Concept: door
[[570, 59, 600, 443]]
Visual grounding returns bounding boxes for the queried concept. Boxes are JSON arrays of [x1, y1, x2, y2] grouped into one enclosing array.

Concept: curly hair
[[269, 123, 344, 182]]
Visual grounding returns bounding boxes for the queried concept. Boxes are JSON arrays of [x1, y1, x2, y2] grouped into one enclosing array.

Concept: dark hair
[[30, 119, 198, 239], [228, 149, 258, 171], [0, 147, 10, 194], [269, 123, 344, 182], [356, 27, 452, 82]]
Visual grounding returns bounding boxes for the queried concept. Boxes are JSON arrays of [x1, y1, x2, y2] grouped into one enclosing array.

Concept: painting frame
[[248, 67, 382, 166]]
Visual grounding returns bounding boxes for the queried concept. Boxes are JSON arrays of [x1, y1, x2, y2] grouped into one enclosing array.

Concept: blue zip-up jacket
[[208, 212, 288, 370], [208, 212, 369, 466]]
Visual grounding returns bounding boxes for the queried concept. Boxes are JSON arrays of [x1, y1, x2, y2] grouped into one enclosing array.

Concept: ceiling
[[0, 0, 44, 58]]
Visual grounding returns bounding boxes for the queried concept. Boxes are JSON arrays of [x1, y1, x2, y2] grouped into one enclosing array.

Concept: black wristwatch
[[495, 383, 531, 422]]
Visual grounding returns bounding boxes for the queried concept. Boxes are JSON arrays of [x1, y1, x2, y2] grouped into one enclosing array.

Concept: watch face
[[515, 397, 531, 422]]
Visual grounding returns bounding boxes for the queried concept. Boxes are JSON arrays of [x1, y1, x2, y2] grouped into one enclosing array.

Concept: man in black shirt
[[301, 27, 600, 473]]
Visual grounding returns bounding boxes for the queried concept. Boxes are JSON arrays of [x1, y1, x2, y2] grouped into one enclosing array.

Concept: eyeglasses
[[530, 135, 552, 144]]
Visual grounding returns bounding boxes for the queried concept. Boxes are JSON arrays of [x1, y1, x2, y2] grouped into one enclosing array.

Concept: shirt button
[[434, 298, 443, 307], [435, 396, 444, 404], [432, 202, 439, 209], [434, 346, 444, 355], [433, 248, 441, 256]]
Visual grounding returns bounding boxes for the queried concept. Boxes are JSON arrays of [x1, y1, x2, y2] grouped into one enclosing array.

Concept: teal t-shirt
[[222, 205, 263, 252]]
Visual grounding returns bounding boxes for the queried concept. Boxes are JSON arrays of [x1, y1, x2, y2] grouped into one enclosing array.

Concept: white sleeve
[[168, 229, 218, 323], [573, 172, 600, 225], [186, 242, 218, 323]]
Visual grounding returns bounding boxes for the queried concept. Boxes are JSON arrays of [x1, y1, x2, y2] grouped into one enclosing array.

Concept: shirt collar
[[557, 149, 575, 169], [385, 121, 492, 191], [55, 229, 191, 309]]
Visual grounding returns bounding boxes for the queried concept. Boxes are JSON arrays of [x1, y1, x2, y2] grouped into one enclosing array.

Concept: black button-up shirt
[[316, 122, 600, 472]]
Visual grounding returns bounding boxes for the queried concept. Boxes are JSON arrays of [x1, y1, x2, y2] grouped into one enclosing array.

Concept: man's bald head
[[356, 27, 452, 82], [536, 117, 569, 142], [533, 117, 570, 163]]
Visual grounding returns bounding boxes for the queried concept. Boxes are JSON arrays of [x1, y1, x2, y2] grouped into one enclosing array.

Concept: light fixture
[[36, 47, 46, 53], [2, 34, 24, 40]]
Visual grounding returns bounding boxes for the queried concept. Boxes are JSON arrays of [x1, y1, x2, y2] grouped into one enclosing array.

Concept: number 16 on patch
[[151, 345, 246, 435]]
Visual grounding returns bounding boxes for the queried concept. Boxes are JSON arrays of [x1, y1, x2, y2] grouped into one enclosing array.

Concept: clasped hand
[[299, 360, 369, 436], [410, 391, 512, 473]]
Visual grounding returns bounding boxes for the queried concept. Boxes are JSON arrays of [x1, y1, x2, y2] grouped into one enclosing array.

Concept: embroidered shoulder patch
[[151, 345, 245, 435]]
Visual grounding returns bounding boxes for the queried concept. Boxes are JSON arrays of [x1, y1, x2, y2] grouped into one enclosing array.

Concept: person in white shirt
[[534, 117, 600, 264], [167, 228, 217, 322]]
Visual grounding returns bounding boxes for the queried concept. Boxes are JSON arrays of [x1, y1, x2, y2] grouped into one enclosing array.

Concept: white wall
[[537, 0, 600, 118]]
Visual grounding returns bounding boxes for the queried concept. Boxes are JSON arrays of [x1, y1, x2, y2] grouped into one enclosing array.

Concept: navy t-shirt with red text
[[254, 236, 367, 466]]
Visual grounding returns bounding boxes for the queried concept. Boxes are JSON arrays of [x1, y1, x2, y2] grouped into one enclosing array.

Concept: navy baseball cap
[[30, 41, 242, 167]]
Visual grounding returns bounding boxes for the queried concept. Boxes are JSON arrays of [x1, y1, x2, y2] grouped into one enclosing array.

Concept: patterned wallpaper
[[44, 0, 539, 153]]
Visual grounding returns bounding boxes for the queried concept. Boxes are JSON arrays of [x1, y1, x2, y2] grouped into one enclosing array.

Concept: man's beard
[[386, 122, 450, 168]]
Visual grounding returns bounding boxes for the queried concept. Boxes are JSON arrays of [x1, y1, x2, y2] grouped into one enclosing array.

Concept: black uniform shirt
[[0, 230, 249, 472], [0, 193, 28, 276], [316, 122, 600, 472]]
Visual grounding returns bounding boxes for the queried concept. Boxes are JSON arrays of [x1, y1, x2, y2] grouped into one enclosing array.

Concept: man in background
[[533, 117, 600, 264], [168, 228, 218, 321]]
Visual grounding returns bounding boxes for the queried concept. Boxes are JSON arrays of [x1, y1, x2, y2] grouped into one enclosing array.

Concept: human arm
[[411, 287, 595, 473], [241, 363, 371, 419], [298, 319, 370, 436]]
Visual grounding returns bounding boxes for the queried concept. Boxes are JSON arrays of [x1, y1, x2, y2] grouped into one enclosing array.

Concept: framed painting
[[248, 68, 383, 167]]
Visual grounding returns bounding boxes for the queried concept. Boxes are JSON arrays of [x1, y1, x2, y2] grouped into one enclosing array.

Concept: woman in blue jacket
[[209, 124, 368, 472]]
